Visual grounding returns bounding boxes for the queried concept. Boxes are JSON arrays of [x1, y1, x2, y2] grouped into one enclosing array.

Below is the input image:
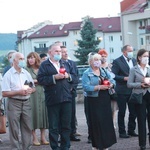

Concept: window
[[109, 36, 113, 42], [62, 41, 66, 46], [73, 31, 78, 35], [144, 19, 147, 26], [120, 36, 122, 41], [39, 43, 46, 48], [108, 25, 112, 28], [110, 47, 114, 53], [52, 30, 56, 34], [141, 38, 144, 45], [139, 20, 142, 27], [146, 36, 150, 45]]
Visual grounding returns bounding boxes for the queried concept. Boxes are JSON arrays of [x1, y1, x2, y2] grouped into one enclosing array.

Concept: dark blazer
[[112, 55, 137, 94], [67, 59, 79, 90], [37, 59, 77, 106]]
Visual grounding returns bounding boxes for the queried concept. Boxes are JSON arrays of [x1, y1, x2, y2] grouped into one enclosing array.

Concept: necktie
[[127, 58, 130, 62]]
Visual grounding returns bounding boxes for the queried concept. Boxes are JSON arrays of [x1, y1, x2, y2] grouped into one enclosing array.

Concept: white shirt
[[49, 58, 60, 73], [123, 55, 134, 69], [1, 67, 34, 99], [138, 64, 149, 76]]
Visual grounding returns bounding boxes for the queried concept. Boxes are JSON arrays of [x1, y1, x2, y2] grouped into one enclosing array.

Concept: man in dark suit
[[112, 45, 138, 138], [37, 44, 77, 150], [60, 46, 80, 142]]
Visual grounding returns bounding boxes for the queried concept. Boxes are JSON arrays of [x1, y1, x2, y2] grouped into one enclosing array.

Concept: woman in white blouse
[[127, 49, 150, 150]]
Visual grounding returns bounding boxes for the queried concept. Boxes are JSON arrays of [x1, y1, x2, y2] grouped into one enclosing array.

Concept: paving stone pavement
[[0, 103, 150, 150]]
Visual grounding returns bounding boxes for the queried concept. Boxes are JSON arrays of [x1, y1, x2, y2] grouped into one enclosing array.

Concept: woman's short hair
[[98, 49, 108, 56], [27, 52, 41, 68], [88, 52, 101, 64], [136, 49, 149, 64]]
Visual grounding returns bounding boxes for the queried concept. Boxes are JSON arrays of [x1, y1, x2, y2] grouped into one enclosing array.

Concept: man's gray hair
[[7, 50, 17, 58]]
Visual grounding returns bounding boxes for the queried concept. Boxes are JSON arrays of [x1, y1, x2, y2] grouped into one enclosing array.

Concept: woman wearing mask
[[82, 52, 116, 150], [98, 49, 118, 129], [26, 52, 49, 146], [127, 49, 150, 150]]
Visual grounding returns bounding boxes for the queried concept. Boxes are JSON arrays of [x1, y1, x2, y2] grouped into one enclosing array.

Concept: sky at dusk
[[0, 0, 122, 33]]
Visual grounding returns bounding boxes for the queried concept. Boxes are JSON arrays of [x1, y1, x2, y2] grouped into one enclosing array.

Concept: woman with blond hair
[[82, 52, 116, 150], [26, 52, 49, 146]]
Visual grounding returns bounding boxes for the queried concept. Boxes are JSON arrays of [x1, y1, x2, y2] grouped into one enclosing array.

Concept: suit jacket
[[127, 65, 150, 95], [60, 59, 79, 96], [112, 55, 136, 94]]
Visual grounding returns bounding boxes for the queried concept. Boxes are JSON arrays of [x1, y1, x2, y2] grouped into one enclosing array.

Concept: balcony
[[34, 47, 48, 53], [146, 25, 150, 34], [139, 26, 145, 29]]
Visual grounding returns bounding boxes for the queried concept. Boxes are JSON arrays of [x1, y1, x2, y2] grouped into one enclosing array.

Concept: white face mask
[[93, 60, 101, 68], [101, 57, 107, 64], [127, 52, 133, 59], [141, 57, 149, 65]]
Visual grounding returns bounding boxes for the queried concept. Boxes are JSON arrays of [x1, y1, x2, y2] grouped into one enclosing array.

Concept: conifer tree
[[74, 16, 100, 65]]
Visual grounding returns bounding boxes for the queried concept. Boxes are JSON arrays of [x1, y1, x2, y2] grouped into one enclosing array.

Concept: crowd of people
[[0, 43, 150, 150]]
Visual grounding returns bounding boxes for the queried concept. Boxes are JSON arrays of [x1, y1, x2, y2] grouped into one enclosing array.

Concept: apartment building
[[17, 17, 122, 63], [120, 0, 150, 52]]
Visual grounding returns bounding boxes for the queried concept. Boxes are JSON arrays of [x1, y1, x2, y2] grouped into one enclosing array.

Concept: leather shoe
[[119, 134, 130, 138], [140, 146, 146, 150], [70, 136, 81, 141], [128, 131, 138, 137]]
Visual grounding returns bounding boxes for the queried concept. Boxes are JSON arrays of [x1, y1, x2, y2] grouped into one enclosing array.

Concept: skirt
[[87, 90, 117, 149]]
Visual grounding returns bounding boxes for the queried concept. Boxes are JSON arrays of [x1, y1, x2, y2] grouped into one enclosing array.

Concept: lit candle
[[23, 85, 29, 90], [144, 77, 150, 84]]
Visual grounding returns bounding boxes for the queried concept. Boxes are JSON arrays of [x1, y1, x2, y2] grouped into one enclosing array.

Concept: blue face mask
[[18, 60, 26, 68], [54, 54, 61, 61], [127, 52, 133, 59]]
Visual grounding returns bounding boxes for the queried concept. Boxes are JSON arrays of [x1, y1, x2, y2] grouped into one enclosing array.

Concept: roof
[[90, 17, 121, 33], [18, 17, 121, 40], [121, 0, 147, 14]]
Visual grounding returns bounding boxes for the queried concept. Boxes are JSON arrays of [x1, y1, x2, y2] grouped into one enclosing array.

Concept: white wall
[[19, 29, 123, 63]]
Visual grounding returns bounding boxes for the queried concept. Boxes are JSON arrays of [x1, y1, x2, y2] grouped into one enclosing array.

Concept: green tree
[[74, 16, 100, 65]]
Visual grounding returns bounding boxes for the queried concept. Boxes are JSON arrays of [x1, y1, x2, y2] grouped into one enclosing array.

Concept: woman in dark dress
[[82, 53, 116, 150]]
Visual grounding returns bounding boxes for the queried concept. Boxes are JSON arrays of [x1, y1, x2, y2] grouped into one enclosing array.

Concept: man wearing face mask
[[112, 45, 137, 138], [1, 52, 35, 150], [37, 44, 76, 150]]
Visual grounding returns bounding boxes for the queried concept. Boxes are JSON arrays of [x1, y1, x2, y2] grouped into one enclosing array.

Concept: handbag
[[108, 87, 118, 101], [0, 110, 6, 134], [101, 68, 117, 101], [129, 93, 143, 104]]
